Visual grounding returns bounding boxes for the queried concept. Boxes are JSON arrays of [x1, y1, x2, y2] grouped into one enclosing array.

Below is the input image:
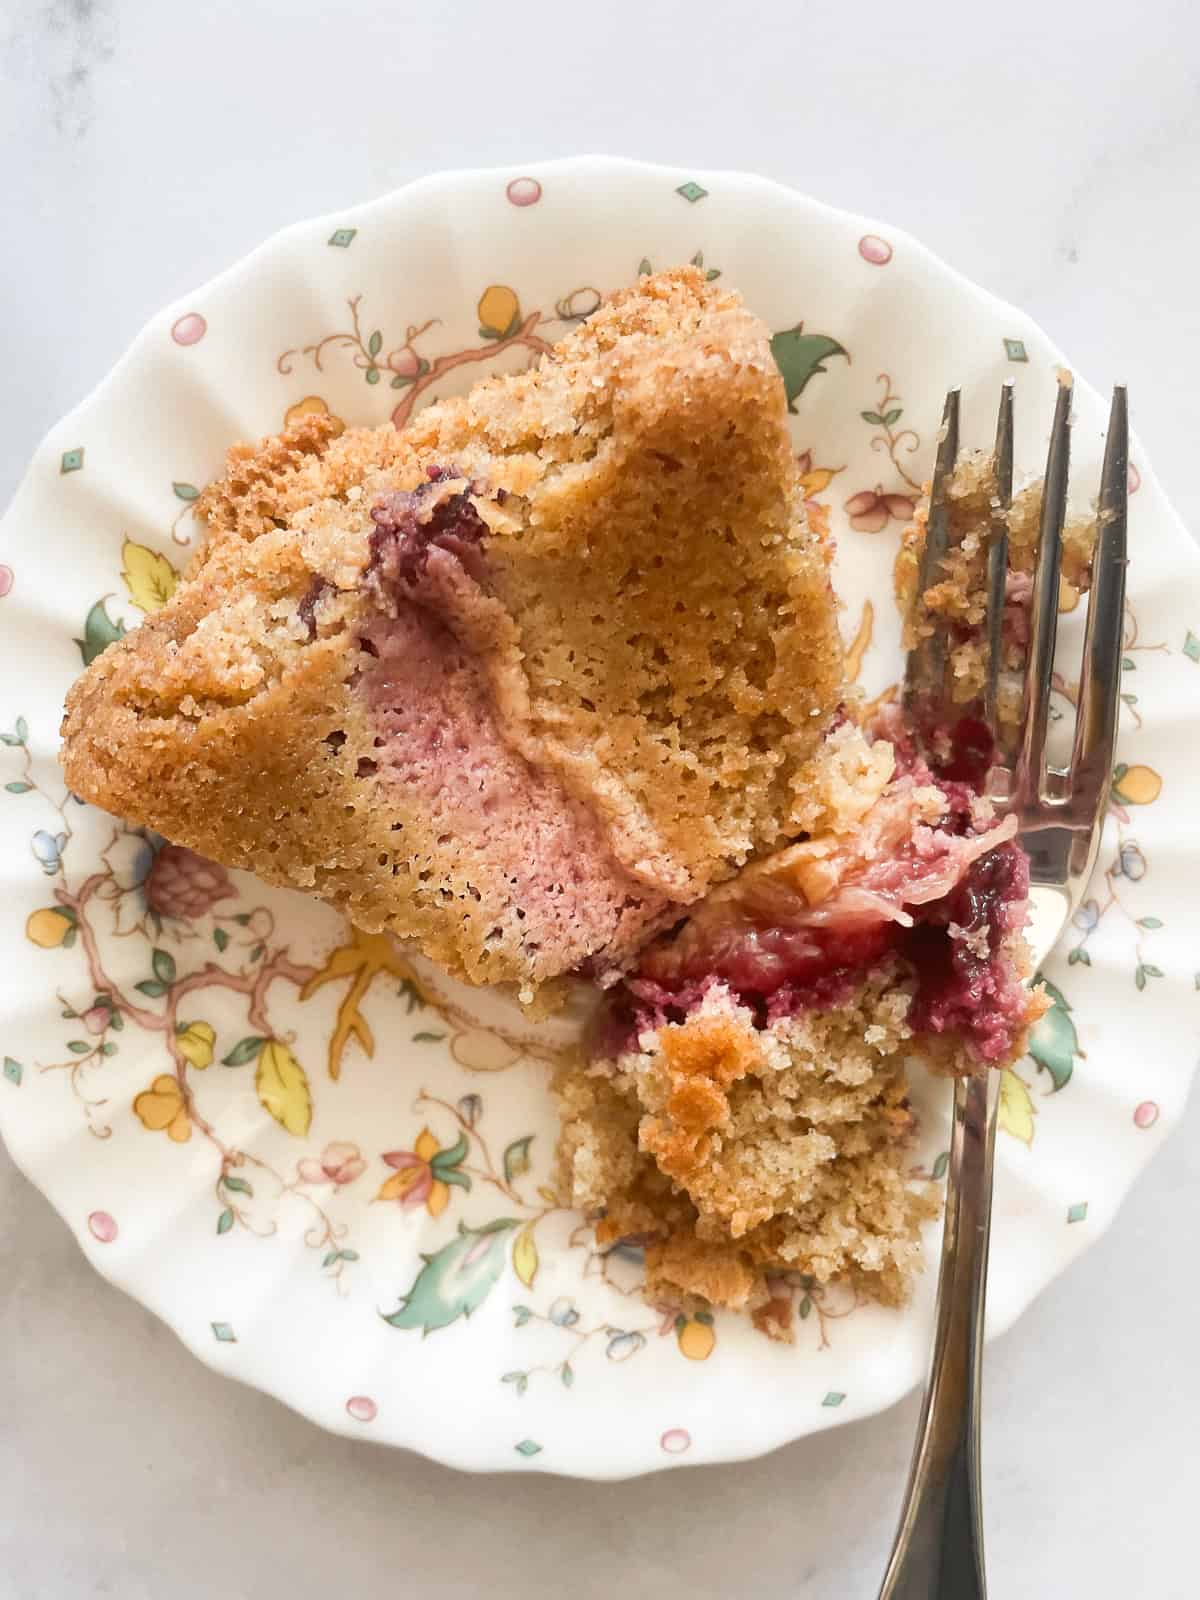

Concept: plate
[[1, 157, 1197, 1479]]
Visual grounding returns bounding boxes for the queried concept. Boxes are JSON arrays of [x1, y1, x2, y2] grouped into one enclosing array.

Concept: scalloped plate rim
[[1, 155, 1197, 1479]]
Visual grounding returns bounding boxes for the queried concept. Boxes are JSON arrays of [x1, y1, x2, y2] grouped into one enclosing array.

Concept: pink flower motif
[[844, 488, 916, 534], [82, 1005, 110, 1035], [387, 346, 421, 378], [0, 565, 12, 599], [296, 1141, 366, 1187], [144, 844, 236, 921]]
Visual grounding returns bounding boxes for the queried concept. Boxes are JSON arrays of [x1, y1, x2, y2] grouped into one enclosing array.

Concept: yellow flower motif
[[1112, 764, 1162, 806], [377, 1128, 451, 1216], [284, 394, 344, 433], [26, 907, 73, 948], [798, 465, 837, 498], [133, 1074, 191, 1142], [675, 1314, 716, 1361], [175, 1020, 215, 1070], [477, 284, 521, 339]]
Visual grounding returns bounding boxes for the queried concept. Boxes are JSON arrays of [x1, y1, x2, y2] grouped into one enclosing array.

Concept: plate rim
[[3, 153, 1198, 1479]]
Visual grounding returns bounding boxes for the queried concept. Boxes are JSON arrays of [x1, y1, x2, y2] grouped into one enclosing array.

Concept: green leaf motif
[[501, 1370, 529, 1394], [213, 927, 229, 952], [151, 948, 177, 985], [1184, 630, 1200, 663], [413, 1031, 445, 1043], [172, 482, 200, 502], [216, 1208, 234, 1235], [431, 1133, 468, 1173], [503, 1135, 534, 1183], [75, 599, 126, 666], [1027, 975, 1081, 1092], [1138, 917, 1164, 930], [881, 408, 902, 425], [365, 366, 380, 384], [222, 1035, 266, 1067], [513, 1304, 532, 1327], [3, 1057, 22, 1087], [322, 1249, 339, 1268], [99, 1041, 117, 1057], [16, 716, 29, 743], [5, 782, 31, 794], [768, 327, 849, 414], [381, 1218, 520, 1334], [798, 1295, 812, 1320], [932, 1150, 950, 1180], [1068, 945, 1091, 966], [368, 330, 383, 357], [222, 1174, 253, 1196], [861, 410, 885, 425], [637, 257, 652, 276], [134, 979, 167, 998], [67, 1040, 90, 1055], [561, 1362, 574, 1388], [514, 1439, 542, 1458]]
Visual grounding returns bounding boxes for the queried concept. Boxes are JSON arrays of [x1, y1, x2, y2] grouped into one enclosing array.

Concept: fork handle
[[877, 1070, 998, 1600]]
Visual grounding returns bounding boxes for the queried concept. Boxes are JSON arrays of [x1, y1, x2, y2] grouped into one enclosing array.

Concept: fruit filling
[[596, 721, 1029, 1067]]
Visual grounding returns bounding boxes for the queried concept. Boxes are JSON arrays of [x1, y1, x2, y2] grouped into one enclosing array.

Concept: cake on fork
[[552, 477, 1059, 1323]]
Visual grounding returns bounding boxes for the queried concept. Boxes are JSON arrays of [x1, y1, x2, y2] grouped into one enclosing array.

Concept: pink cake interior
[[357, 475, 673, 974]]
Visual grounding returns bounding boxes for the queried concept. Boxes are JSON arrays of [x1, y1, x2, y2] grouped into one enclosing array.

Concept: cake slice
[[60, 268, 845, 992], [554, 469, 1059, 1322]]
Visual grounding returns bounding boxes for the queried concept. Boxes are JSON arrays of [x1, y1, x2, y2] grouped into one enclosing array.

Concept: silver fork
[[878, 379, 1129, 1600]]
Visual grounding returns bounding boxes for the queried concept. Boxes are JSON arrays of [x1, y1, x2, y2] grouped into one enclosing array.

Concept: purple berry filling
[[369, 473, 489, 588], [599, 742, 1031, 1066]]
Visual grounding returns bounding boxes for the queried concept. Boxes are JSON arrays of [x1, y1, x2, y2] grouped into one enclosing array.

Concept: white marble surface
[[2, 1, 1199, 1595]]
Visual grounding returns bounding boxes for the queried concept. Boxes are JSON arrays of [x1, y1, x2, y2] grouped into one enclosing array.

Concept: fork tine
[[984, 383, 1014, 745], [1070, 387, 1129, 795], [903, 389, 960, 705], [1017, 376, 1072, 795]]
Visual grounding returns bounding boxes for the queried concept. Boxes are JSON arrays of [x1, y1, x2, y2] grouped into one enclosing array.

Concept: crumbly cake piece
[[60, 268, 845, 992], [895, 450, 1096, 718], [555, 981, 940, 1317], [554, 717, 1046, 1316]]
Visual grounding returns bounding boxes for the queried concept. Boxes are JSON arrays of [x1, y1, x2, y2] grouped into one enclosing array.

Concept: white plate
[[2, 157, 1197, 1479]]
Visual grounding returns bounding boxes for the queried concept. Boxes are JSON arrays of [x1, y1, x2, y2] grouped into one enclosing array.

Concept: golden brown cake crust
[[554, 981, 939, 1313], [60, 268, 845, 990]]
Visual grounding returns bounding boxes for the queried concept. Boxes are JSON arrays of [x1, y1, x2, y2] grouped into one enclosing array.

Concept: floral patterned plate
[[2, 157, 1197, 1479]]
